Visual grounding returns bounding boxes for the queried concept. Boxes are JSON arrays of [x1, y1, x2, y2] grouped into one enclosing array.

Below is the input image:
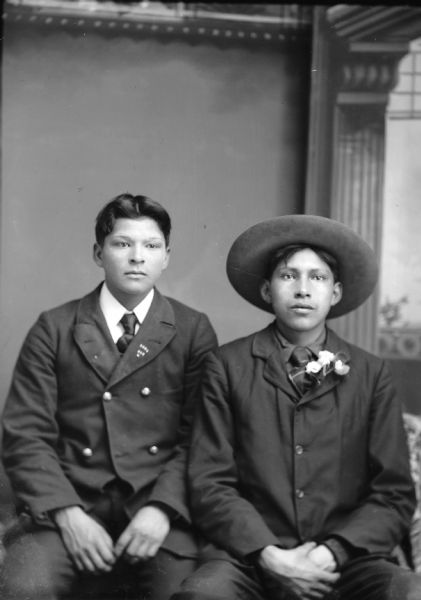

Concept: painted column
[[329, 105, 385, 351], [306, 6, 415, 352]]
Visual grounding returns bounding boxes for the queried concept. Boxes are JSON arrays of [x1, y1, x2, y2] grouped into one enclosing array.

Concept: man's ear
[[93, 243, 103, 267], [163, 247, 171, 270], [260, 280, 272, 305], [331, 282, 343, 307]]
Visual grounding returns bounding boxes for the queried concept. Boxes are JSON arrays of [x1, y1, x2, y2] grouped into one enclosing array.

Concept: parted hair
[[95, 193, 171, 247]]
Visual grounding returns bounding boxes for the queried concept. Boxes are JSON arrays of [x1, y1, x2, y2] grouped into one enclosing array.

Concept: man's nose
[[129, 245, 145, 263], [295, 278, 310, 297]]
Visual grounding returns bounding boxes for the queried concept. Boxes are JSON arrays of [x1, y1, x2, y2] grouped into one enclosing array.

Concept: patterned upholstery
[[403, 412, 421, 572]]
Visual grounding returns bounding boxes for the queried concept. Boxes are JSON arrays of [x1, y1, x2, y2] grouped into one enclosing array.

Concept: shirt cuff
[[146, 501, 181, 523], [323, 536, 356, 568]]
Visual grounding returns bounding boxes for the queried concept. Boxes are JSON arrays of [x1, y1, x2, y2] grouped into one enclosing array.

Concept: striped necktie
[[289, 346, 312, 395], [116, 313, 138, 354]]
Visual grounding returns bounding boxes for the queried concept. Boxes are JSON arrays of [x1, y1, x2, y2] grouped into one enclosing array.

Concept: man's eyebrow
[[144, 237, 165, 243], [278, 265, 330, 272]]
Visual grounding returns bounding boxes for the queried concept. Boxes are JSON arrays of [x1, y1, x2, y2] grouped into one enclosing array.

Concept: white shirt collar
[[99, 283, 154, 342]]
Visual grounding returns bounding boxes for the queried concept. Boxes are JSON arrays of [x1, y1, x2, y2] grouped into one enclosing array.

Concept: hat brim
[[226, 215, 378, 319]]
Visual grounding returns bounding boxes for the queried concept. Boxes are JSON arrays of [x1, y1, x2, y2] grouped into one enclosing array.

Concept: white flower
[[294, 349, 350, 387], [334, 360, 350, 376], [306, 361, 322, 374], [318, 350, 335, 367], [317, 350, 335, 366]]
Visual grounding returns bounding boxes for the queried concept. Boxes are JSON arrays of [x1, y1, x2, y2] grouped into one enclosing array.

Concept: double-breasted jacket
[[2, 285, 217, 557]]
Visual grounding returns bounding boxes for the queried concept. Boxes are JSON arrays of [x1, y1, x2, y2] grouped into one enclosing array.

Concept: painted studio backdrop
[[0, 5, 311, 412], [2, 3, 421, 419]]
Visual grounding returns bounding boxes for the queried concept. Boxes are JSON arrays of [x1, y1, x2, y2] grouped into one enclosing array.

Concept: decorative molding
[[326, 6, 421, 107], [304, 6, 418, 220], [335, 53, 408, 107], [327, 5, 421, 44], [2, 1, 312, 46], [340, 56, 399, 94]]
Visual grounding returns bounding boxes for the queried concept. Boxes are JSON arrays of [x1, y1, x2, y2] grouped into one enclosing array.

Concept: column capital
[[306, 6, 421, 350], [336, 53, 403, 106], [327, 5, 421, 106]]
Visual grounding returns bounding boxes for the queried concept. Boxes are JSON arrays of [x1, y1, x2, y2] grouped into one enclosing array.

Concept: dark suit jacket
[[188, 322, 416, 561], [2, 285, 217, 557]]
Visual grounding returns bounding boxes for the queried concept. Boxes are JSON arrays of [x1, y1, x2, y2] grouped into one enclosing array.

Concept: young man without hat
[[172, 215, 421, 600], [1, 193, 217, 600]]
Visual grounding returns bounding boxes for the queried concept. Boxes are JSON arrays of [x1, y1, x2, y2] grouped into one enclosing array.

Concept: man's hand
[[308, 545, 337, 573], [114, 505, 170, 563], [53, 506, 115, 574], [258, 543, 340, 600]]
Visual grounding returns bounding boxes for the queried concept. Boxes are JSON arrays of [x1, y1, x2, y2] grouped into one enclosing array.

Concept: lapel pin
[[136, 344, 149, 358]]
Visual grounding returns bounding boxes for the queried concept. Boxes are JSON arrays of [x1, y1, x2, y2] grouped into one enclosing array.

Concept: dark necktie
[[289, 346, 313, 395], [116, 313, 138, 354]]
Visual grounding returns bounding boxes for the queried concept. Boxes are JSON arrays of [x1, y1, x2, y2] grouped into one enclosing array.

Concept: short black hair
[[95, 193, 171, 247], [266, 244, 340, 282]]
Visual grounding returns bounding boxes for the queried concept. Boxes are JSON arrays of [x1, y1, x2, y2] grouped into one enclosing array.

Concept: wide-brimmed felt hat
[[226, 214, 378, 319]]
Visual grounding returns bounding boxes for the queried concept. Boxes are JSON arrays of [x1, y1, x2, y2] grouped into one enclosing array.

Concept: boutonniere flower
[[305, 350, 350, 384]]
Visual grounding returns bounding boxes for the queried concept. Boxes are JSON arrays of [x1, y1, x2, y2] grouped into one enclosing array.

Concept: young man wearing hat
[[172, 215, 421, 600]]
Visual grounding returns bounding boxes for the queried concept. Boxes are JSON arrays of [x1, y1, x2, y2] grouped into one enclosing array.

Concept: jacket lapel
[[253, 323, 298, 401], [299, 328, 351, 406], [107, 290, 176, 387], [254, 324, 351, 405], [73, 285, 120, 384]]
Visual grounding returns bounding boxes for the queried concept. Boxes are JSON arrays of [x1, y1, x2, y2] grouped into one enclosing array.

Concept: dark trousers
[[0, 482, 196, 600], [171, 556, 421, 600]]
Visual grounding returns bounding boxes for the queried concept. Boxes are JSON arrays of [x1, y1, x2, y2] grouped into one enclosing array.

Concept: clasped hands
[[258, 542, 340, 600], [53, 504, 170, 574]]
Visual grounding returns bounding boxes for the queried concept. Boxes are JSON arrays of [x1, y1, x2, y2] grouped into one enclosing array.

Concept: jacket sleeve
[[328, 359, 416, 555], [130, 312, 218, 522], [2, 313, 83, 518], [187, 351, 280, 558]]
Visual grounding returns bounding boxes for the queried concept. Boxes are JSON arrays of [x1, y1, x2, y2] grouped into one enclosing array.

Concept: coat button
[[296, 488, 305, 499], [102, 391, 112, 401], [148, 445, 159, 455], [82, 448, 93, 458], [295, 444, 304, 455], [141, 387, 151, 397]]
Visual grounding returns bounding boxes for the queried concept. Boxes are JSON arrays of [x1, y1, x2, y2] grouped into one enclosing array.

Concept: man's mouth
[[291, 304, 313, 310]]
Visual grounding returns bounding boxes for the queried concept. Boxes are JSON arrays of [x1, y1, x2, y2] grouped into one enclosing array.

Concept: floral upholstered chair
[[403, 412, 421, 572]]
